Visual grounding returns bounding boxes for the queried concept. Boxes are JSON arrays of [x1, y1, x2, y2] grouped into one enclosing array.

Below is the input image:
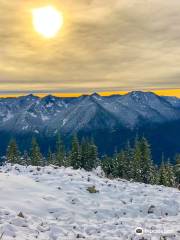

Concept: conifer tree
[[80, 138, 99, 171], [159, 157, 176, 187], [165, 160, 176, 187], [22, 150, 31, 166], [159, 160, 169, 186], [30, 137, 43, 166], [101, 155, 113, 177], [139, 137, 155, 184], [56, 134, 65, 166], [150, 164, 160, 185], [175, 154, 180, 184], [112, 150, 126, 178], [70, 135, 81, 169], [47, 147, 53, 165], [6, 138, 20, 164], [111, 149, 119, 177], [123, 142, 134, 180], [132, 139, 143, 182], [87, 139, 98, 170], [80, 138, 89, 170], [51, 153, 58, 166], [64, 152, 72, 168]]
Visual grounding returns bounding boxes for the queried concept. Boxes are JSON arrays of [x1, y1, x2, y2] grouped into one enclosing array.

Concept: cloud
[[0, 0, 180, 94]]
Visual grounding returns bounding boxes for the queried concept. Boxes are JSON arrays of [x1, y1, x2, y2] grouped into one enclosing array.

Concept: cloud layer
[[0, 0, 180, 94]]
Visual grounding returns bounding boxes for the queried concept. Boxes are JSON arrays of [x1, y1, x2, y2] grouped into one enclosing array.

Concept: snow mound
[[0, 164, 179, 240]]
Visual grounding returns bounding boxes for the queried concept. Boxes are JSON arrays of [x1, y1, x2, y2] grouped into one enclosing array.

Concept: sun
[[32, 6, 63, 38]]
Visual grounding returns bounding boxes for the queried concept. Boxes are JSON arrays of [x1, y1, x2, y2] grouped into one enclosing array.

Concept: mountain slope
[[0, 91, 180, 159], [0, 164, 179, 239], [0, 91, 180, 134]]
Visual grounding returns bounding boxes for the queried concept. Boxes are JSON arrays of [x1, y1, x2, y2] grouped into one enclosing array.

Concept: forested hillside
[[5, 135, 180, 188]]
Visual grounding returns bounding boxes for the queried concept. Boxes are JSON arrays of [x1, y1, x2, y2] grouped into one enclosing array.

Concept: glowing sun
[[32, 6, 63, 38]]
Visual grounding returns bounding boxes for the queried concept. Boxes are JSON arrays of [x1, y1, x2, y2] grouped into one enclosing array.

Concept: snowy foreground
[[0, 165, 179, 240]]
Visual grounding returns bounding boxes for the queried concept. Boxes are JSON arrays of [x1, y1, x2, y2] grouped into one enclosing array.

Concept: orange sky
[[1, 89, 180, 98], [151, 89, 180, 98]]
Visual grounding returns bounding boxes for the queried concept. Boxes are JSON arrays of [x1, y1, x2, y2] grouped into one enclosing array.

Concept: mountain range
[[0, 91, 180, 162]]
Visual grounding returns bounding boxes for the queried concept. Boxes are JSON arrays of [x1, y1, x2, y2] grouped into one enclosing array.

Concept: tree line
[[5, 135, 180, 188]]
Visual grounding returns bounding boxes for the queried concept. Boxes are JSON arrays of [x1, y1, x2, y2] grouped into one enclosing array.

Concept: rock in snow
[[0, 164, 179, 240]]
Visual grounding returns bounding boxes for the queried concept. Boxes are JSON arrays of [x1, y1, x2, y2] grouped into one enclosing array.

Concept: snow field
[[0, 164, 179, 240]]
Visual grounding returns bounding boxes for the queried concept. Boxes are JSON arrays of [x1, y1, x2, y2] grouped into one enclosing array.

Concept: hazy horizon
[[0, 89, 180, 98]]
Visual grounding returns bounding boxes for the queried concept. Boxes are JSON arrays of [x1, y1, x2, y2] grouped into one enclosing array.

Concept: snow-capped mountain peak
[[0, 91, 179, 135]]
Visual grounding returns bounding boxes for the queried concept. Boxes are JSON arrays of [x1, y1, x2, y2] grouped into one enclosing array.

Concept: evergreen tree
[[139, 137, 155, 184], [112, 150, 125, 178], [55, 134, 65, 166], [70, 135, 81, 169], [165, 160, 176, 187], [87, 139, 98, 170], [159, 160, 166, 186], [51, 153, 58, 166], [111, 149, 119, 177], [80, 138, 89, 170], [30, 137, 43, 166], [150, 164, 160, 185], [6, 139, 20, 164], [22, 150, 31, 166], [111, 143, 134, 180], [47, 147, 53, 165], [132, 138, 143, 182], [101, 155, 113, 177], [80, 138, 99, 171], [175, 154, 180, 184], [159, 155, 176, 187], [123, 142, 134, 180], [64, 152, 72, 168]]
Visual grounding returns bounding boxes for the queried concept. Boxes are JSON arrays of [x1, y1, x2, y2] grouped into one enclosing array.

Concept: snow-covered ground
[[0, 164, 179, 240]]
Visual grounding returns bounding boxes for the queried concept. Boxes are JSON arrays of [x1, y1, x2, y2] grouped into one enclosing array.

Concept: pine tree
[[47, 147, 53, 165], [101, 155, 113, 177], [165, 160, 176, 187], [51, 153, 58, 166], [132, 138, 143, 182], [159, 157, 176, 187], [139, 137, 155, 184], [80, 138, 99, 171], [112, 150, 126, 178], [70, 135, 81, 169], [56, 134, 65, 166], [91, 143, 98, 169], [111, 149, 119, 177], [6, 139, 20, 164], [150, 164, 160, 185], [80, 138, 89, 170], [64, 152, 72, 168], [87, 139, 98, 171], [159, 160, 167, 186], [175, 154, 180, 184], [22, 150, 31, 166], [30, 137, 43, 166], [123, 142, 134, 180]]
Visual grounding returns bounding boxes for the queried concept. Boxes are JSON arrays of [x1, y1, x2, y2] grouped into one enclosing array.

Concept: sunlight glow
[[32, 6, 63, 38]]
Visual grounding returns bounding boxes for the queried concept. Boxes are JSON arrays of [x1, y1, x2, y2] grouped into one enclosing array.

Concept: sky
[[0, 0, 180, 97]]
